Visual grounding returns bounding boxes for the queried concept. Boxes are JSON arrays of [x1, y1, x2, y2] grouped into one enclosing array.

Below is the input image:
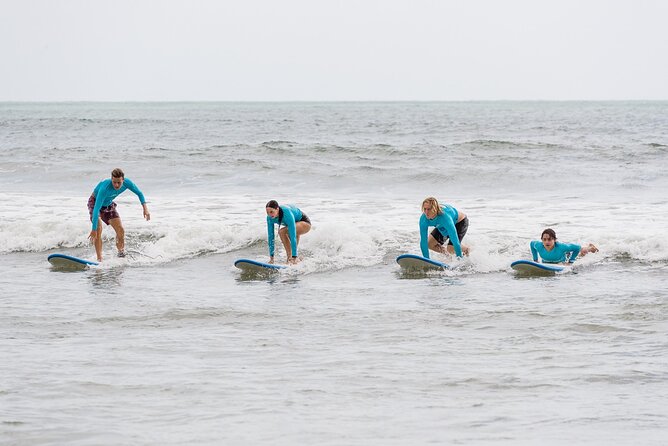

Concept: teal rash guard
[[267, 205, 303, 257], [419, 204, 462, 258], [90, 178, 146, 231], [530, 240, 581, 264]]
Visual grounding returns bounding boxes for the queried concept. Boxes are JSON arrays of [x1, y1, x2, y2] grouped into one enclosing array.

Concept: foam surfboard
[[234, 258, 286, 273], [48, 253, 99, 270], [396, 254, 448, 271], [510, 259, 565, 276]]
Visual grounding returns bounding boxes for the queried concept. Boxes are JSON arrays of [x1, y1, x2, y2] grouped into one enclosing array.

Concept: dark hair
[[111, 168, 125, 179], [266, 200, 283, 224], [541, 228, 557, 240]]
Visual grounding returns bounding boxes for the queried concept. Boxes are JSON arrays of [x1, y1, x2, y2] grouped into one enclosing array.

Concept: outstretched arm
[[123, 178, 146, 204], [90, 200, 103, 232], [124, 179, 150, 221], [564, 243, 582, 263], [530, 241, 539, 262], [142, 203, 151, 221], [283, 210, 298, 257], [419, 215, 430, 258], [442, 215, 462, 257], [267, 217, 275, 258]]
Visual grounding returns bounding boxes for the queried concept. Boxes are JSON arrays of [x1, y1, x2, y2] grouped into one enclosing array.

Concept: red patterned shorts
[[88, 195, 120, 226]]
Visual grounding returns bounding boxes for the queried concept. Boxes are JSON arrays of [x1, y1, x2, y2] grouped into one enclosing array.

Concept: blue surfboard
[[511, 259, 565, 275], [48, 253, 99, 270], [234, 258, 286, 273], [396, 254, 448, 271]]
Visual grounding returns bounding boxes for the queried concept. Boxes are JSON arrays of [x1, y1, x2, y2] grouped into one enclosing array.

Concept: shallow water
[[1, 102, 667, 444]]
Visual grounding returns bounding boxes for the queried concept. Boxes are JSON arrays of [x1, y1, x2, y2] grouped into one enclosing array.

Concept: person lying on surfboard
[[88, 168, 150, 262], [531, 228, 598, 264], [265, 200, 311, 265], [419, 197, 470, 259]]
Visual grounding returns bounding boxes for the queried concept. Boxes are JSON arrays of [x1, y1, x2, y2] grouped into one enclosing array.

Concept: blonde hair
[[422, 197, 443, 216]]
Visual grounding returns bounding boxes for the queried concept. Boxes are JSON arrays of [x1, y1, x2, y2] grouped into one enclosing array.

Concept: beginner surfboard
[[510, 259, 565, 276], [234, 258, 286, 273], [48, 253, 99, 271], [396, 254, 448, 271]]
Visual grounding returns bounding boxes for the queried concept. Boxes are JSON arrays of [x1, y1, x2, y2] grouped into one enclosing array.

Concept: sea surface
[[1, 101, 667, 445]]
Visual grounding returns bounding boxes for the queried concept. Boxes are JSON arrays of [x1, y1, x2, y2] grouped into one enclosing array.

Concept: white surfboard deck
[[234, 258, 286, 273], [511, 259, 567, 276], [48, 253, 99, 271], [396, 254, 448, 271]]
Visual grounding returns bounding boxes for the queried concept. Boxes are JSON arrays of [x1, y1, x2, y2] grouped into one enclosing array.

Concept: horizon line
[[1, 99, 667, 104]]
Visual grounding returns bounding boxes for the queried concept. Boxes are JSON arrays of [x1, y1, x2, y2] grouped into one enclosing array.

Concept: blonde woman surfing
[[419, 197, 470, 259]]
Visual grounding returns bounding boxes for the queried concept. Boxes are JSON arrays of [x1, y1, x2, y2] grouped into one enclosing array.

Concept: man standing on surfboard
[[88, 168, 150, 262]]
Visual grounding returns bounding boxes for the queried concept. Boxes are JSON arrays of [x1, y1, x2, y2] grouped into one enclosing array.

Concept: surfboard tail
[[396, 254, 448, 270], [48, 253, 99, 271]]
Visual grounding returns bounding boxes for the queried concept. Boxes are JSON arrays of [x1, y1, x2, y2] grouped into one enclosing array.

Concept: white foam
[[3, 193, 667, 272], [289, 221, 384, 274]]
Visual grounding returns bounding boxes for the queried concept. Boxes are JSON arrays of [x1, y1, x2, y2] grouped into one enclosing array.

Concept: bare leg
[[294, 221, 311, 257], [94, 219, 103, 262], [108, 217, 125, 255], [278, 227, 291, 260], [278, 222, 312, 262], [446, 244, 470, 256], [428, 234, 470, 256], [427, 234, 448, 255]]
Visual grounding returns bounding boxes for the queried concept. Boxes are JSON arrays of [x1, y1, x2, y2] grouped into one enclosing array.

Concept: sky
[[1, 0, 667, 101]]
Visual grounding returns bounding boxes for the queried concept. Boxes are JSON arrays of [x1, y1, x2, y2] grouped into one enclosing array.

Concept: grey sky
[[1, 0, 667, 101]]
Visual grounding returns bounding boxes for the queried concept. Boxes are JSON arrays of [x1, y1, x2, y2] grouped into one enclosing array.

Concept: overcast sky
[[1, 0, 667, 101]]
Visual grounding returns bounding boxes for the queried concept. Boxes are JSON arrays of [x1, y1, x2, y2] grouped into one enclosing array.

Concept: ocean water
[[1, 101, 667, 445]]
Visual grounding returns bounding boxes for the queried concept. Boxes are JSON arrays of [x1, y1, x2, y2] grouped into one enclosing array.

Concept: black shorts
[[298, 212, 311, 225], [431, 217, 468, 246]]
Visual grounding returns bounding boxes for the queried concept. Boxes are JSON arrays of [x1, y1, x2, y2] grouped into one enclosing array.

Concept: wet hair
[[541, 228, 557, 240], [421, 197, 444, 216], [111, 168, 125, 179], [266, 200, 283, 224]]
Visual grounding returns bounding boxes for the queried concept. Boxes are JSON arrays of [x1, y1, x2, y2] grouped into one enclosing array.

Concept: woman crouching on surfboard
[[531, 228, 598, 264], [420, 197, 470, 259], [266, 200, 311, 265]]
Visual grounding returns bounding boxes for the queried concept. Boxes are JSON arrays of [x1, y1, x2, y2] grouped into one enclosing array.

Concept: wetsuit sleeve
[[91, 182, 106, 231], [267, 217, 275, 256], [564, 243, 581, 263], [283, 209, 298, 257], [123, 179, 146, 204], [93, 181, 104, 198], [443, 214, 463, 258], [419, 215, 430, 259], [530, 241, 540, 262], [91, 199, 103, 231]]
